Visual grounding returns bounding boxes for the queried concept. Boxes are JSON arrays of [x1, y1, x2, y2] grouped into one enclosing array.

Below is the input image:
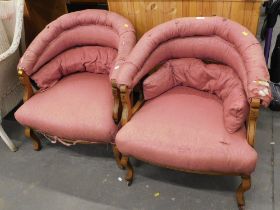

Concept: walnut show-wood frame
[[17, 68, 123, 169], [118, 83, 260, 210]]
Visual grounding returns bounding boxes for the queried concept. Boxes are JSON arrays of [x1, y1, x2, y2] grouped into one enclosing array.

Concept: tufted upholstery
[[113, 16, 271, 107], [143, 58, 249, 133], [116, 86, 257, 175]]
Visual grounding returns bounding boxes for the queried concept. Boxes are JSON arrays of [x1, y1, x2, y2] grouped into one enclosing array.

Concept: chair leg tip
[[33, 143, 41, 151], [126, 180, 132, 186], [125, 175, 133, 186], [118, 164, 125, 170], [238, 205, 245, 210], [11, 146, 18, 152]]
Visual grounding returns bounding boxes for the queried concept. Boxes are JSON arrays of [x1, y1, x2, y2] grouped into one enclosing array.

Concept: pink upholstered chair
[[14, 9, 136, 166], [113, 17, 271, 209]]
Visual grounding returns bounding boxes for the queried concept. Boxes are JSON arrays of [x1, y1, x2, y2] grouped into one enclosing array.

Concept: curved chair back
[[18, 9, 136, 88], [114, 16, 271, 106]]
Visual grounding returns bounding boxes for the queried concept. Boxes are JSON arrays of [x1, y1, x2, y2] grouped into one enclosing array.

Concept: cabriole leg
[[112, 145, 124, 169], [120, 156, 134, 186], [25, 127, 41, 151], [236, 175, 251, 210]]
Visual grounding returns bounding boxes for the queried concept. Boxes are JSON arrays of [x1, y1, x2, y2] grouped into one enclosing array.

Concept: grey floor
[[1, 11, 280, 210], [0, 110, 280, 210]]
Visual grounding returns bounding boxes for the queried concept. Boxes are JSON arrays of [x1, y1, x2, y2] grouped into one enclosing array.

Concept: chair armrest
[[247, 98, 261, 147], [18, 68, 33, 102], [132, 100, 144, 115], [120, 85, 132, 126], [112, 80, 122, 124]]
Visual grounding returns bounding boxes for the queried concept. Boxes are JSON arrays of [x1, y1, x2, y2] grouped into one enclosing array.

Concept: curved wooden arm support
[[247, 98, 260, 147], [120, 85, 132, 126], [118, 84, 144, 185], [120, 85, 144, 126], [18, 68, 34, 102], [112, 80, 122, 124], [18, 68, 41, 150], [132, 99, 144, 115]]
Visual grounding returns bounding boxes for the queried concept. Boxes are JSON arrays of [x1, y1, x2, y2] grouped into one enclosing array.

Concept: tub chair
[[113, 17, 271, 209], [14, 9, 136, 166], [0, 0, 25, 151]]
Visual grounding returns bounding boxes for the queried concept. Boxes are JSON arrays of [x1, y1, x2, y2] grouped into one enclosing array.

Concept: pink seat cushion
[[116, 86, 257, 175], [143, 58, 249, 133], [15, 72, 117, 143]]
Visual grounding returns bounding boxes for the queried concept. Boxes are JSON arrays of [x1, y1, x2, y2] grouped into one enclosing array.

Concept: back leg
[[112, 145, 124, 169], [25, 127, 41, 151], [121, 156, 134, 186]]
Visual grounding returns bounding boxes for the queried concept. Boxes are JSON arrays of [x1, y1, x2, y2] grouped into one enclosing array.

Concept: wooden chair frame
[[118, 83, 260, 210], [17, 68, 123, 169]]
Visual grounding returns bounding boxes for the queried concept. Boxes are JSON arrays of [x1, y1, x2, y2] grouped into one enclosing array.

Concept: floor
[[1, 9, 280, 210]]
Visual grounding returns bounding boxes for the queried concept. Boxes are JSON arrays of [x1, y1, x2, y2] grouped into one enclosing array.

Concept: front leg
[[236, 175, 251, 210]]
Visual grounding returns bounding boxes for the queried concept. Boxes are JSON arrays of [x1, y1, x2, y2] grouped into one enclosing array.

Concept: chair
[[113, 17, 271, 209], [0, 0, 25, 151], [14, 9, 136, 166]]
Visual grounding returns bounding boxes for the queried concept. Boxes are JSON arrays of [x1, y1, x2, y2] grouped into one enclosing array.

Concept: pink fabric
[[116, 86, 257, 175], [15, 72, 117, 142], [248, 81, 272, 107], [115, 16, 270, 106], [18, 9, 136, 78], [31, 25, 119, 76], [133, 36, 247, 93], [32, 46, 117, 89], [143, 58, 249, 133]]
